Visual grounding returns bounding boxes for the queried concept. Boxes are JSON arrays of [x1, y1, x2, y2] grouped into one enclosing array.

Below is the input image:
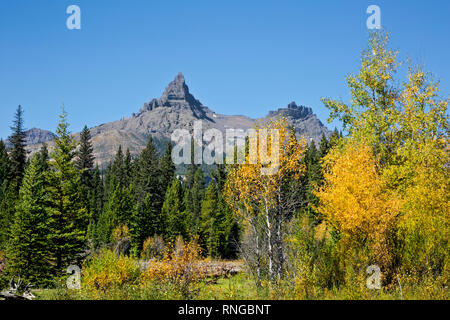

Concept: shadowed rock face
[[5, 128, 56, 149], [138, 72, 207, 120], [26, 73, 331, 167], [264, 101, 331, 143]]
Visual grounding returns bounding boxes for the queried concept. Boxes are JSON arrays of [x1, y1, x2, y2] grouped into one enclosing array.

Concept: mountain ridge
[[25, 73, 331, 167]]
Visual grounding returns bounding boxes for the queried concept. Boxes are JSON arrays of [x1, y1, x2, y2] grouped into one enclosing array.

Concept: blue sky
[[1, 0, 449, 139]]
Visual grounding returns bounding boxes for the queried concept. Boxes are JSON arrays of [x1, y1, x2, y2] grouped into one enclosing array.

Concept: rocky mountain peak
[[160, 72, 189, 102], [5, 128, 56, 148], [138, 73, 206, 119], [287, 101, 297, 109], [267, 101, 313, 119]]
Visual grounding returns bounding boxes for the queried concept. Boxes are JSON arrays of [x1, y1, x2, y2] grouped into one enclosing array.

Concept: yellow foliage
[[81, 249, 140, 298], [225, 117, 306, 216], [112, 225, 130, 242], [141, 235, 165, 260], [315, 141, 402, 267], [140, 239, 207, 299]]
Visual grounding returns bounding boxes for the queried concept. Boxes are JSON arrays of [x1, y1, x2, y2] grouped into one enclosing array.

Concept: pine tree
[[95, 183, 135, 245], [89, 166, 104, 223], [87, 166, 104, 247], [212, 164, 240, 259], [184, 138, 199, 188], [95, 208, 113, 246], [301, 141, 322, 217], [75, 125, 95, 189], [107, 184, 135, 227], [129, 136, 163, 256], [104, 146, 126, 199], [318, 133, 330, 158], [46, 107, 89, 271], [159, 142, 176, 196], [6, 156, 52, 286], [8, 105, 27, 191], [36, 144, 50, 172], [200, 182, 220, 257], [328, 128, 342, 148], [0, 140, 10, 190], [130, 194, 157, 256], [1, 106, 27, 249], [134, 136, 161, 205], [123, 148, 133, 187], [184, 167, 205, 236], [0, 106, 28, 251], [161, 177, 186, 243], [0, 140, 11, 250]]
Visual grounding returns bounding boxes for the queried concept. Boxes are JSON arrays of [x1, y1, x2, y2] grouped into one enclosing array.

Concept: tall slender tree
[[158, 142, 176, 196], [6, 156, 52, 286], [200, 182, 221, 257], [36, 144, 50, 172], [134, 136, 161, 208], [8, 105, 27, 191], [161, 177, 186, 243], [0, 140, 10, 190], [46, 107, 89, 271], [130, 194, 157, 256], [184, 167, 205, 236], [75, 125, 95, 187], [0, 140, 11, 249]]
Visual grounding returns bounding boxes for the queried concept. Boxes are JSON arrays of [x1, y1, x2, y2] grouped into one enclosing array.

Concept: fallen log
[[0, 276, 35, 300]]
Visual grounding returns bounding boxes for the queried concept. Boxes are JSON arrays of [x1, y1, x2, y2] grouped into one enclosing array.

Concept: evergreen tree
[[300, 141, 322, 217], [134, 136, 161, 209], [129, 136, 163, 255], [0, 105, 28, 250], [0, 140, 11, 250], [184, 138, 199, 188], [130, 194, 157, 256], [318, 133, 330, 158], [104, 146, 126, 198], [89, 166, 104, 223], [36, 144, 50, 172], [123, 148, 133, 187], [95, 183, 135, 245], [0, 140, 10, 190], [8, 105, 27, 191], [200, 182, 221, 257], [6, 156, 52, 286], [184, 167, 205, 236], [158, 142, 176, 196], [75, 125, 95, 189], [46, 107, 89, 271], [328, 128, 342, 148], [161, 177, 186, 243], [0, 185, 16, 251], [95, 207, 113, 246], [87, 166, 104, 246], [212, 164, 241, 259], [107, 184, 135, 227]]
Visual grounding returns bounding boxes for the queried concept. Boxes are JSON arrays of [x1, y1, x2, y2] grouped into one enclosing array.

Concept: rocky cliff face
[[5, 128, 56, 149], [265, 101, 330, 143], [26, 73, 330, 167]]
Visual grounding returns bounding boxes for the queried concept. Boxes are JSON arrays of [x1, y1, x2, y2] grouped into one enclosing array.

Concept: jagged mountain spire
[[160, 72, 189, 102], [139, 73, 205, 117]]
